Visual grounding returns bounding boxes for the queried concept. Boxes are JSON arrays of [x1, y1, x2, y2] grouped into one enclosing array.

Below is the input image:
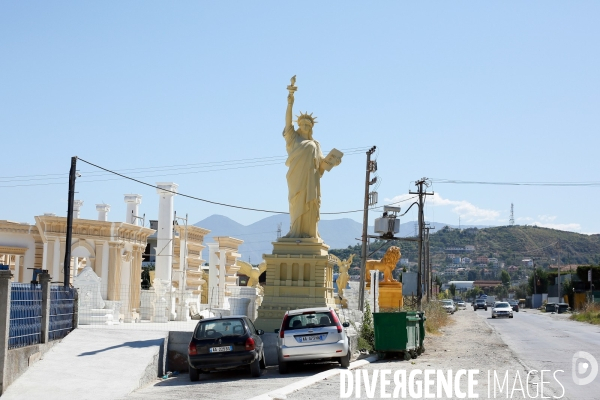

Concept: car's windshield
[[495, 303, 510, 308], [285, 312, 336, 330], [194, 319, 246, 339], [441, 300, 453, 305], [476, 300, 485, 303]]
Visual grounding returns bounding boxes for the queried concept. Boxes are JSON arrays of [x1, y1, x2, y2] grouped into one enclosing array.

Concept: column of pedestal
[[128, 245, 143, 321], [107, 243, 123, 300], [155, 183, 177, 282], [207, 243, 219, 308]]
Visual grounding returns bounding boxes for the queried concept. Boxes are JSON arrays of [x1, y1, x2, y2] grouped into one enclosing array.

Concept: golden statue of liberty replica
[[255, 77, 344, 331]]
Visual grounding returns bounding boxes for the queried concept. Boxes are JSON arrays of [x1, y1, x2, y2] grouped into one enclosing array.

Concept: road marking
[[248, 356, 378, 400]]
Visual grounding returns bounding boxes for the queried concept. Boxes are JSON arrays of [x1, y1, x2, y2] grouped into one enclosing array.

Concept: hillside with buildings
[[329, 225, 600, 283]]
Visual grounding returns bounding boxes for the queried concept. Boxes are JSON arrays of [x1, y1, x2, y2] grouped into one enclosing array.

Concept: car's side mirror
[[274, 329, 280, 334], [256, 329, 264, 335], [342, 322, 350, 328]]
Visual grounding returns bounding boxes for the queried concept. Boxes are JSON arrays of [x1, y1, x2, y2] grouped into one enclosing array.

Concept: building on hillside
[[442, 280, 474, 291], [462, 257, 472, 264], [522, 258, 534, 267], [476, 256, 489, 264], [473, 280, 502, 289]]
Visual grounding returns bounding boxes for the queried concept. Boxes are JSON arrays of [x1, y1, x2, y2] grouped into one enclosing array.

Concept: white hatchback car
[[276, 307, 350, 374]]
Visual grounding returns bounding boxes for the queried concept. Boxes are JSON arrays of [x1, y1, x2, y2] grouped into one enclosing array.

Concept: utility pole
[[424, 225, 432, 300], [409, 178, 434, 309], [556, 241, 561, 302], [63, 156, 77, 287], [358, 146, 377, 311]]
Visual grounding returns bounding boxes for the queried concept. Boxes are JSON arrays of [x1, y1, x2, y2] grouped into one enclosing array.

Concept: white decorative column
[[124, 194, 142, 225], [96, 204, 110, 221], [208, 243, 219, 308], [218, 249, 226, 308], [175, 230, 190, 321], [155, 183, 178, 282], [73, 200, 84, 219], [14, 255, 21, 282]]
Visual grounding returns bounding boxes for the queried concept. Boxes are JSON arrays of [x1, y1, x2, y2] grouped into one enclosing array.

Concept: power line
[[0, 147, 370, 182], [76, 157, 418, 215], [432, 179, 600, 187]]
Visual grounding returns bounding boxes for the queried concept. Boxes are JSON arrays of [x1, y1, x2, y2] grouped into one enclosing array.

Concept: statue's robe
[[283, 124, 323, 238]]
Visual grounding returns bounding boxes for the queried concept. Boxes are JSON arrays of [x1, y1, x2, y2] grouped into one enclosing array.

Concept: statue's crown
[[295, 112, 318, 126]]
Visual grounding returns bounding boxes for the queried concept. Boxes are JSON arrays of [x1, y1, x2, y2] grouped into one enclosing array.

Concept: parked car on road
[[441, 300, 456, 314], [508, 299, 519, 312], [473, 299, 487, 311], [491, 302, 514, 319], [187, 315, 265, 381], [276, 307, 350, 374]]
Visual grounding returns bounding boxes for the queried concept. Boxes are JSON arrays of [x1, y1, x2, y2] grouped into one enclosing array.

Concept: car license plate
[[209, 346, 233, 353], [296, 334, 325, 343]]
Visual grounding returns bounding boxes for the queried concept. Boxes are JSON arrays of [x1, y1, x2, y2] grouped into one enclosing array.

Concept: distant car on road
[[456, 301, 466, 309], [473, 299, 487, 311], [276, 307, 351, 374], [187, 315, 265, 381], [441, 300, 456, 314], [491, 302, 514, 319], [508, 299, 519, 312]]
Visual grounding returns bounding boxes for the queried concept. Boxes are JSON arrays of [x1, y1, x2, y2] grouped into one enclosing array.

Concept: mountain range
[[194, 214, 488, 263]]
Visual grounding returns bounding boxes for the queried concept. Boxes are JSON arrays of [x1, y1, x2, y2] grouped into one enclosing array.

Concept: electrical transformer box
[[374, 217, 400, 235]]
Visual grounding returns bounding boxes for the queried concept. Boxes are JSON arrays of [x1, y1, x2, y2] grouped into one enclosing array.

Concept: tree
[[528, 267, 549, 294], [514, 282, 528, 299], [467, 270, 477, 281], [500, 270, 511, 288], [449, 283, 456, 297]]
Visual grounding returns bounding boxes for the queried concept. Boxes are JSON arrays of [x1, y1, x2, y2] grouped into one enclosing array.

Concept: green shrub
[[358, 302, 375, 351]]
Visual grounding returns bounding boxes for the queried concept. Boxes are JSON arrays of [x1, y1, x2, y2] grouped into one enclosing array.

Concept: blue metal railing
[[49, 286, 75, 341], [8, 283, 42, 349]]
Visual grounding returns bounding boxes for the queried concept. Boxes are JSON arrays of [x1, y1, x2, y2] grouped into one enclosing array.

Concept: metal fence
[[49, 286, 76, 341], [8, 283, 42, 349]]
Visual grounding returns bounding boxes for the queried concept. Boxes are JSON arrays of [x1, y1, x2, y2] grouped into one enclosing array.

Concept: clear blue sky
[[1, 2, 599, 234]]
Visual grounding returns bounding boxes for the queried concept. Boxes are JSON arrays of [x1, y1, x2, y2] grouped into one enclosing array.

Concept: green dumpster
[[373, 312, 421, 360]]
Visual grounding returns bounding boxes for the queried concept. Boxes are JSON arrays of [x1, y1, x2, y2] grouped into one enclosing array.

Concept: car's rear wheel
[[278, 360, 289, 374], [189, 366, 199, 382], [259, 350, 266, 369], [339, 350, 351, 368], [250, 356, 261, 377]]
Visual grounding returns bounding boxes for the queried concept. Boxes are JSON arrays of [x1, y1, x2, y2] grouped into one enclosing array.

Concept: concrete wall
[[4, 341, 60, 391]]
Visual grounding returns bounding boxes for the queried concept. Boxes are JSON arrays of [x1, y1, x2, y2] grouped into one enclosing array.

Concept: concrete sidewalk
[[2, 329, 168, 400]]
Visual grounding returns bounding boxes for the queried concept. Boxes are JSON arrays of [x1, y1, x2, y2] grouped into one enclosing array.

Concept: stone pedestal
[[151, 279, 169, 323], [230, 286, 261, 320], [140, 289, 156, 320], [369, 282, 403, 310], [254, 238, 337, 332], [175, 290, 193, 321], [229, 297, 251, 317]]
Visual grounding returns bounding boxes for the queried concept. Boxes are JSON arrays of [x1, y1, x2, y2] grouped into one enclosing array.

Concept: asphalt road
[[474, 308, 600, 399]]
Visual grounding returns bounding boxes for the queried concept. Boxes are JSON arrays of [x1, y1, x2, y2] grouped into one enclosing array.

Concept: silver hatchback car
[[276, 307, 350, 374]]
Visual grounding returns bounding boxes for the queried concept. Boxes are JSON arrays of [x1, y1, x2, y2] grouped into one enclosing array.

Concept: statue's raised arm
[[285, 75, 297, 130]]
